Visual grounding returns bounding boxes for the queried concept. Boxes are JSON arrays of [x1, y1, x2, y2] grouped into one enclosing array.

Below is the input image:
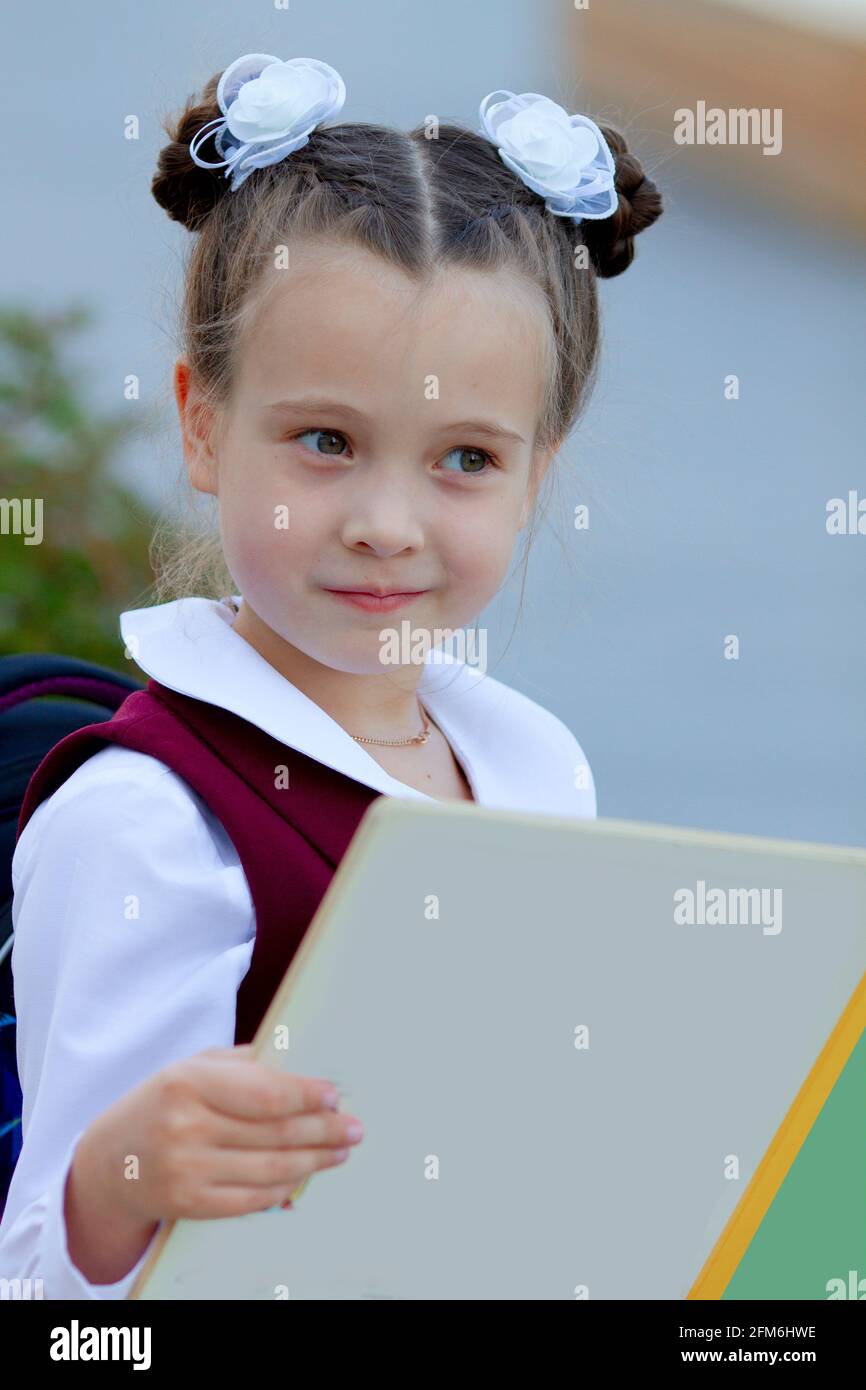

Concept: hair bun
[[580, 126, 662, 278], [152, 74, 230, 233]]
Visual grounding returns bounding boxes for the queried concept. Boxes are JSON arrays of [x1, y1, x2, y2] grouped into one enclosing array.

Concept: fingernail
[[346, 1121, 363, 1141], [333, 1147, 349, 1161], [321, 1087, 340, 1110]]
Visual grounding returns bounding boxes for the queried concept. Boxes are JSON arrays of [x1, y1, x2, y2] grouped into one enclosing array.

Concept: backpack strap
[[0, 652, 140, 713], [0, 653, 142, 1220], [0, 654, 143, 958]]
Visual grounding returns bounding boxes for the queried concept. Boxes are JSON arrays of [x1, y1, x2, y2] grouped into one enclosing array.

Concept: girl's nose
[[341, 504, 425, 557]]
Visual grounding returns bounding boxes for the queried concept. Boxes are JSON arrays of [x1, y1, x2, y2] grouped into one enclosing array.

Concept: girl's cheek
[[238, 524, 290, 583], [218, 504, 275, 589], [456, 532, 513, 589]]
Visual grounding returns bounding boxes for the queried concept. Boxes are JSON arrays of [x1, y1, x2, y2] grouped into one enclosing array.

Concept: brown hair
[[149, 69, 663, 604]]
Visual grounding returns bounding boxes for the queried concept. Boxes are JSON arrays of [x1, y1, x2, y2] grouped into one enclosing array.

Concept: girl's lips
[[324, 589, 428, 613]]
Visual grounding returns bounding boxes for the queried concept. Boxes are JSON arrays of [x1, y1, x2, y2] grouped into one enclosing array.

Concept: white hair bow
[[190, 52, 346, 192], [479, 90, 618, 221]]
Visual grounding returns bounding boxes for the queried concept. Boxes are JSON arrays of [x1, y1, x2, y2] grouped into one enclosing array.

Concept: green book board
[[721, 1029, 866, 1300]]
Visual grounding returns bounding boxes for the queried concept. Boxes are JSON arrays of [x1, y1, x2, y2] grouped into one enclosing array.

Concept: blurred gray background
[[4, 0, 863, 845]]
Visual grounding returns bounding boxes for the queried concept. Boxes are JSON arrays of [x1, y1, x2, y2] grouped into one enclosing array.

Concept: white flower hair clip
[[190, 52, 347, 192], [478, 90, 618, 222]]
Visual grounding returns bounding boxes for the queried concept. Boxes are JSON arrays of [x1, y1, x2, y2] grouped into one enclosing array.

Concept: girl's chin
[[310, 636, 436, 677]]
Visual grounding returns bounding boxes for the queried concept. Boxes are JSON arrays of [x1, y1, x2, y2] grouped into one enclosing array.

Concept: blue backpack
[[0, 653, 141, 1220]]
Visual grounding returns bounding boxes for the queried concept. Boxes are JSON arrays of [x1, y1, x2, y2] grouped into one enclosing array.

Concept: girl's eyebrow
[[442, 419, 526, 446], [263, 395, 366, 420], [263, 396, 526, 445]]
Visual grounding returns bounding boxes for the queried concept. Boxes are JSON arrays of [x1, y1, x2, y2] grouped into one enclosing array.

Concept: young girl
[[0, 52, 662, 1298]]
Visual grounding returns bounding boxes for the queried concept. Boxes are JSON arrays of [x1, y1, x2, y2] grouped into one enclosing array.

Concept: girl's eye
[[293, 428, 350, 457], [290, 432, 494, 475], [438, 446, 495, 477]]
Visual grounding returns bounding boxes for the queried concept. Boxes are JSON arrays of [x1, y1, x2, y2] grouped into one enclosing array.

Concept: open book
[[130, 799, 866, 1300]]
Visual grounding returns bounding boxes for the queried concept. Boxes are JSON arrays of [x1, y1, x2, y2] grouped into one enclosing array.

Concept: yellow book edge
[[687, 966, 866, 1299]]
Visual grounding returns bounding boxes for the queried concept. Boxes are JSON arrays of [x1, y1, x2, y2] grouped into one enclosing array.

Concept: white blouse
[[0, 595, 596, 1299]]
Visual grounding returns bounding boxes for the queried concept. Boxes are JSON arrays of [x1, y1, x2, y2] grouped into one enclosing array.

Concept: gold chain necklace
[[349, 703, 431, 747]]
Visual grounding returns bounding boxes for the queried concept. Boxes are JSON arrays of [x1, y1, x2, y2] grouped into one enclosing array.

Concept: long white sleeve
[[0, 746, 254, 1299]]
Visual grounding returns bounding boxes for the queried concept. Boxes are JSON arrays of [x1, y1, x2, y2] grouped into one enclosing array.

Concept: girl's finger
[[189, 1143, 352, 1190], [184, 1181, 320, 1221], [207, 1106, 362, 1152], [174, 1056, 338, 1122]]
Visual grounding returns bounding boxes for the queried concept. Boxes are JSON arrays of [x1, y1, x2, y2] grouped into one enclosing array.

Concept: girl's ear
[[174, 357, 219, 496]]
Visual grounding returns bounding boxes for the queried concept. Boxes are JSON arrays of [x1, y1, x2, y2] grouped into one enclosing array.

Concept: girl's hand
[[64, 1044, 363, 1284]]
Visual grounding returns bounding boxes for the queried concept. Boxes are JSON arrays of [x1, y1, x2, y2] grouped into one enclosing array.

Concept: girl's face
[[179, 240, 557, 677]]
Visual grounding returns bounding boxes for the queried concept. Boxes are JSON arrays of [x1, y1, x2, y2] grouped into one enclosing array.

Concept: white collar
[[119, 595, 490, 804]]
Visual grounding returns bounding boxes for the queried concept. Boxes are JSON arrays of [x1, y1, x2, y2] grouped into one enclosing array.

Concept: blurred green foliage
[[0, 305, 159, 672]]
